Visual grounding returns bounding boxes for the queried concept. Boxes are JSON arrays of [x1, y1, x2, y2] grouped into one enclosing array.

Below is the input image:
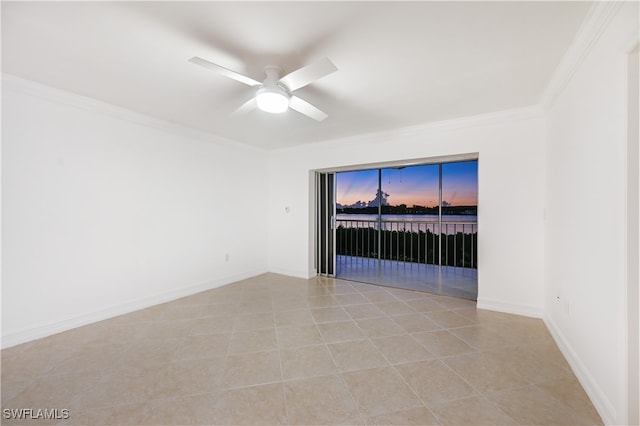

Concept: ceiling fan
[[189, 56, 337, 122]]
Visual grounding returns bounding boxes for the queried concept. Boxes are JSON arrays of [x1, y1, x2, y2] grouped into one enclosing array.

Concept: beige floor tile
[[449, 325, 512, 350], [405, 298, 448, 313], [175, 333, 231, 361], [487, 385, 599, 425], [323, 281, 357, 295], [274, 309, 315, 327], [1, 377, 35, 407], [134, 392, 219, 425], [160, 303, 226, 320], [317, 321, 367, 343], [48, 341, 129, 374], [483, 318, 553, 346], [307, 295, 339, 308], [0, 274, 601, 426], [144, 319, 199, 339], [88, 321, 153, 345], [118, 337, 184, 367], [312, 306, 351, 323], [69, 364, 164, 408], [276, 324, 323, 349], [365, 406, 438, 426], [272, 298, 310, 312], [327, 340, 388, 372], [432, 395, 516, 425], [284, 375, 360, 425], [70, 392, 218, 425], [374, 301, 416, 316], [386, 288, 432, 301], [363, 291, 399, 304], [370, 335, 434, 365], [443, 351, 530, 393], [228, 329, 278, 354], [3, 370, 103, 413], [395, 360, 477, 405], [335, 293, 370, 306], [343, 303, 386, 320], [527, 341, 573, 371], [355, 317, 405, 338], [453, 308, 518, 325], [1, 346, 69, 385], [536, 377, 603, 424], [76, 359, 224, 409], [492, 346, 572, 384], [306, 286, 335, 298], [431, 295, 477, 310], [29, 322, 109, 350], [412, 330, 475, 357], [425, 310, 474, 328], [342, 367, 423, 417], [197, 291, 243, 305], [240, 293, 272, 304], [212, 383, 287, 425], [188, 316, 236, 335], [61, 403, 146, 426], [234, 312, 275, 331], [280, 345, 338, 380], [162, 357, 226, 395], [351, 282, 385, 293], [390, 313, 443, 333], [223, 350, 281, 389], [237, 300, 273, 315]]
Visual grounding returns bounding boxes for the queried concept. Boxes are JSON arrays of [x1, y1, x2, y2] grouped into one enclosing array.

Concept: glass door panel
[[335, 169, 380, 278], [332, 159, 478, 300], [380, 165, 440, 267], [316, 172, 335, 276]]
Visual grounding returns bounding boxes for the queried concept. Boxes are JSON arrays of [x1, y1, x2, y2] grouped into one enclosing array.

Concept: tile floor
[[336, 256, 478, 300], [1, 273, 602, 425]]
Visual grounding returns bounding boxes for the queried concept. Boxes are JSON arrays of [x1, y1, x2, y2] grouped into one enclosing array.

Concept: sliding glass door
[[332, 160, 478, 299], [316, 172, 336, 276]]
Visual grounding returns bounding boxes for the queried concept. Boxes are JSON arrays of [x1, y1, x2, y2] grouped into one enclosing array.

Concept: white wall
[[1, 76, 269, 347], [543, 3, 639, 424], [627, 43, 639, 426], [267, 108, 546, 317]]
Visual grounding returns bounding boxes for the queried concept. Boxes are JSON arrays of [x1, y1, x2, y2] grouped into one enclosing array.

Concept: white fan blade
[[189, 57, 261, 87], [289, 96, 328, 122], [279, 58, 337, 91], [231, 97, 257, 116]]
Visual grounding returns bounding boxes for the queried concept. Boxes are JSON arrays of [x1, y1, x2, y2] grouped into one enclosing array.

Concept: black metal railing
[[336, 218, 477, 269]]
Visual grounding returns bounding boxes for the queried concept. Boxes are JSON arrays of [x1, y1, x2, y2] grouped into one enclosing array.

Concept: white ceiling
[[2, 1, 591, 149]]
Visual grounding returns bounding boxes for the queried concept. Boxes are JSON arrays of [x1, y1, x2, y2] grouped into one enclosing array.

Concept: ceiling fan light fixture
[[256, 86, 289, 113]]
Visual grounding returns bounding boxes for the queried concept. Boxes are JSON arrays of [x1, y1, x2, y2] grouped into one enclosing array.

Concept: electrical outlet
[[225, 253, 230, 262]]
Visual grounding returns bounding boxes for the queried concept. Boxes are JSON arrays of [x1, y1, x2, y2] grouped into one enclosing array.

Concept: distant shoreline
[[337, 205, 477, 216]]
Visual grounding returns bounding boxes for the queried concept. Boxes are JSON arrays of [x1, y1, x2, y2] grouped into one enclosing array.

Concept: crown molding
[[1, 73, 264, 153], [540, 1, 625, 111], [276, 104, 545, 154]]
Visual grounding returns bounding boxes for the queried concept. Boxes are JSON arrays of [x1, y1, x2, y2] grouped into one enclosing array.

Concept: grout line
[[312, 281, 368, 425]]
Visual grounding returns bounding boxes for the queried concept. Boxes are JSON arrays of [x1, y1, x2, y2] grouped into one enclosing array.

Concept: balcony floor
[[336, 255, 478, 300]]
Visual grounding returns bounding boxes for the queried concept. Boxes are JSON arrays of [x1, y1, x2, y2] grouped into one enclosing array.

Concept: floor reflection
[[336, 255, 478, 300]]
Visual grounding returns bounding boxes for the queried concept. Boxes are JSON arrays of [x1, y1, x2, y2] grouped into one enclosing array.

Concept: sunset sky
[[337, 161, 478, 207]]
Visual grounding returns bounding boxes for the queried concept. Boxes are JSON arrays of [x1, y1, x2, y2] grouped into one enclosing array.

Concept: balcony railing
[[336, 218, 477, 269]]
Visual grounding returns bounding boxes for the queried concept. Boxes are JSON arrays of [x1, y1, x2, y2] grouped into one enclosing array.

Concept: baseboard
[[476, 297, 543, 318], [267, 267, 315, 280], [1, 268, 267, 349], [543, 315, 617, 425]]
